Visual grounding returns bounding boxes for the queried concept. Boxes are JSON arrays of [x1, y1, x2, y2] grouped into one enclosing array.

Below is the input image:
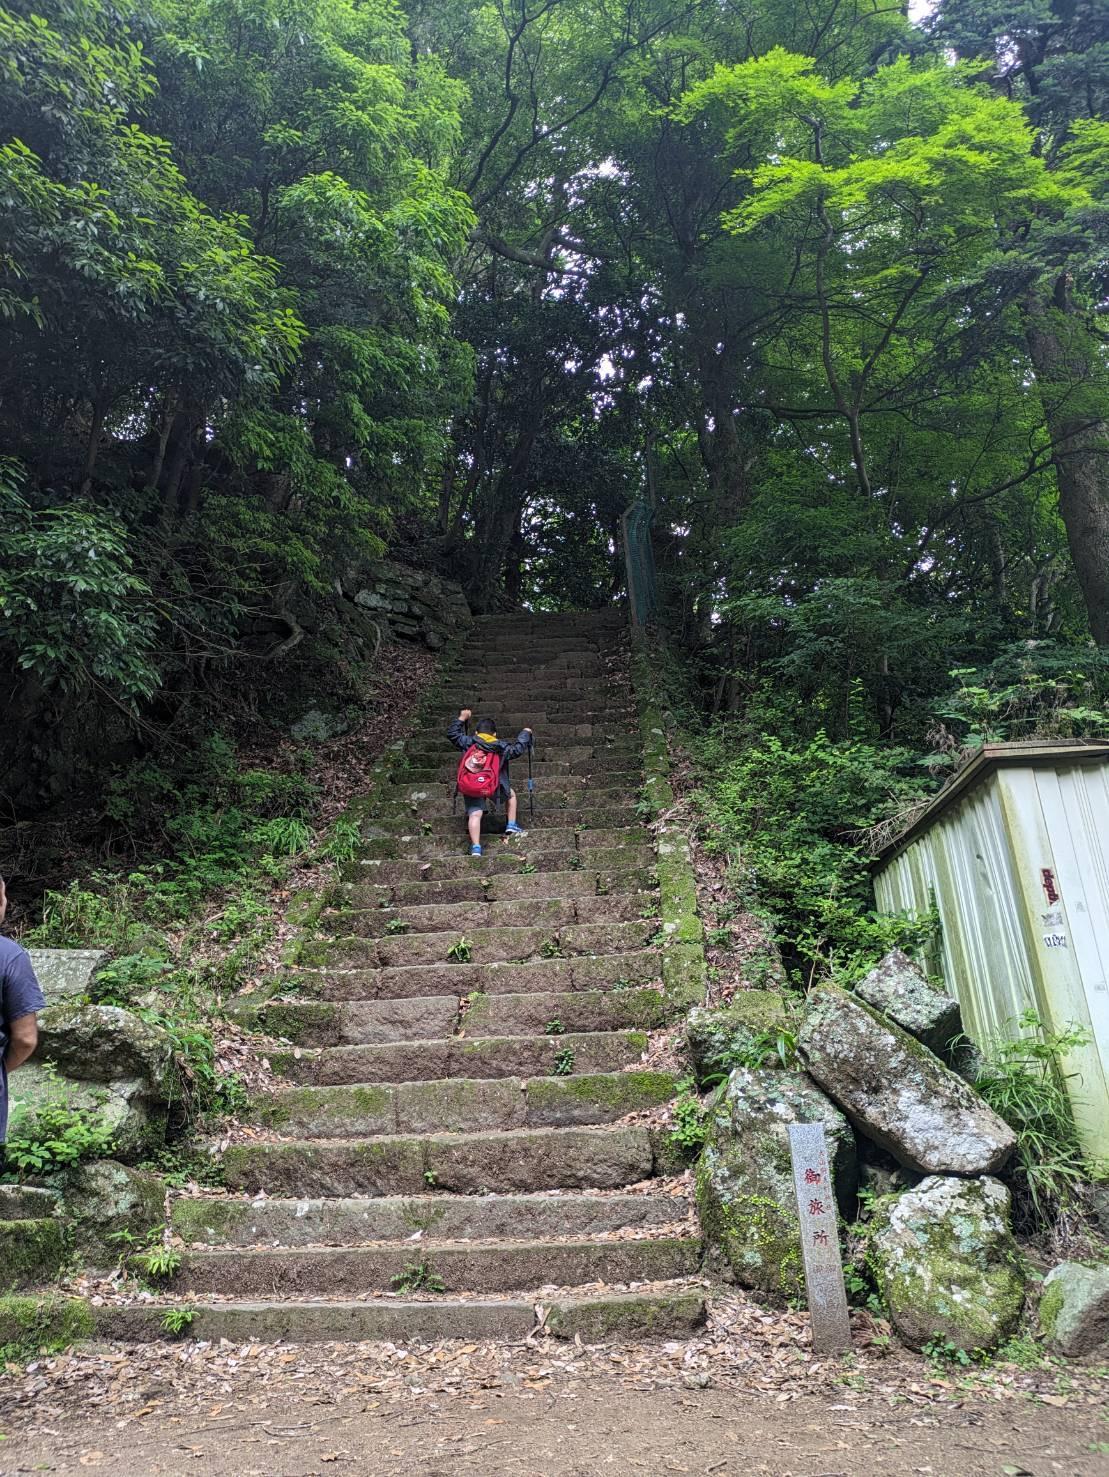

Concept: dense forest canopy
[[2, 0, 1109, 815]]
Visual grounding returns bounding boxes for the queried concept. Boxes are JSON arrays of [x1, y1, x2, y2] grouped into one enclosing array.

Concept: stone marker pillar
[[787, 1121, 852, 1355]]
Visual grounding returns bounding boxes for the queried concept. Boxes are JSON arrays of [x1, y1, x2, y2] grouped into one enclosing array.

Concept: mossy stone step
[[0, 1218, 69, 1292], [251, 1071, 677, 1137], [297, 947, 664, 1002], [347, 845, 654, 885], [171, 1236, 701, 1296], [93, 1289, 706, 1344], [357, 827, 647, 862], [170, 1190, 688, 1248], [300, 918, 658, 970], [342, 864, 656, 909], [334, 984, 668, 1044], [366, 807, 635, 836], [320, 892, 656, 939], [273, 1028, 649, 1085], [223, 1125, 656, 1197]]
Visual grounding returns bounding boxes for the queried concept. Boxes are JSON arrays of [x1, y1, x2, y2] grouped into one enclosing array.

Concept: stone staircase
[[103, 612, 707, 1343]]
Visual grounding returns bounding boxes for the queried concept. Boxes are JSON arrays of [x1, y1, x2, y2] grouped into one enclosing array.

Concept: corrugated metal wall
[[875, 760, 1109, 1160]]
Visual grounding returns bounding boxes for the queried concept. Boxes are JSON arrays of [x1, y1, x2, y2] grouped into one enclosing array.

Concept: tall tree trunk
[[1024, 288, 1109, 644]]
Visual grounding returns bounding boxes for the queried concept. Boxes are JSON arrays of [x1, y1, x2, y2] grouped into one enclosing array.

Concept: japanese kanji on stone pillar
[[787, 1121, 852, 1354]]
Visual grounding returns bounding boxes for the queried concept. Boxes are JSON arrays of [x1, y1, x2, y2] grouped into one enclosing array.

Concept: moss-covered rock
[[685, 994, 793, 1088], [61, 1159, 165, 1270], [798, 984, 1016, 1175], [36, 1002, 179, 1096], [0, 1218, 68, 1291], [695, 1068, 856, 1303], [1039, 1262, 1109, 1356], [868, 1175, 1024, 1354], [261, 1000, 341, 1047], [170, 1196, 252, 1246], [0, 1294, 94, 1359]]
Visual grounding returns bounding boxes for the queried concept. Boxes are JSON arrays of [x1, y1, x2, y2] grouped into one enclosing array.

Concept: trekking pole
[[527, 738, 535, 821]]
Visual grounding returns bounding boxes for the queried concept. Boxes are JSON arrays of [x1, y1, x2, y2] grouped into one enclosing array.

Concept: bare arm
[[5, 1013, 38, 1072]]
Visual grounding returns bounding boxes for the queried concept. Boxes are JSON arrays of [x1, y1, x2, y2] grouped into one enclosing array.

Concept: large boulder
[[868, 1176, 1024, 1353], [1039, 1263, 1109, 1356], [36, 1003, 179, 1098], [62, 1160, 165, 1269], [0, 1217, 68, 1291], [798, 985, 1015, 1175], [685, 992, 792, 1087], [853, 950, 962, 1057], [696, 1068, 856, 1302]]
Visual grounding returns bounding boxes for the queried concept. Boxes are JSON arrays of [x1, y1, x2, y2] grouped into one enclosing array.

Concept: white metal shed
[[873, 740, 1109, 1161]]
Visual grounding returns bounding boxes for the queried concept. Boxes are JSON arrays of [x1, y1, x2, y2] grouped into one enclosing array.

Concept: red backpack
[[456, 744, 501, 800]]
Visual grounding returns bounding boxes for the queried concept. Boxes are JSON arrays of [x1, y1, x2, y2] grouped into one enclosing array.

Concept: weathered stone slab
[[339, 996, 459, 1045], [868, 1176, 1024, 1353], [170, 1190, 687, 1248], [94, 1289, 703, 1344], [173, 1236, 700, 1296], [62, 1160, 166, 1268], [797, 985, 1016, 1175], [1040, 1262, 1109, 1356], [854, 949, 962, 1056], [26, 949, 110, 1006], [222, 1127, 653, 1198], [695, 1068, 856, 1302]]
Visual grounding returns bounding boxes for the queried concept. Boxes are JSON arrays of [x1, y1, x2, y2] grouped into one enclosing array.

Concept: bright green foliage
[[4, 1085, 117, 1178], [696, 727, 936, 982], [973, 1010, 1098, 1232]]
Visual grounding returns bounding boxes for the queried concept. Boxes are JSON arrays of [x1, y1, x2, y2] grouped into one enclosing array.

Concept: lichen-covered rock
[[8, 1063, 166, 1163], [685, 993, 792, 1087], [26, 949, 110, 1006], [0, 1218, 68, 1291], [868, 1176, 1024, 1353], [1039, 1262, 1109, 1356], [36, 1003, 178, 1098], [854, 950, 962, 1056], [62, 1160, 165, 1269], [798, 984, 1015, 1175], [695, 1068, 856, 1302]]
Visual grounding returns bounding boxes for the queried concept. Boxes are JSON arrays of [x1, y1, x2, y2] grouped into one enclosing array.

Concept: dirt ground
[[2, 1381, 1108, 1477]]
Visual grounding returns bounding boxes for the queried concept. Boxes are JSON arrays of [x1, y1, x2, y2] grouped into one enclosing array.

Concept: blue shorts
[[465, 800, 486, 815]]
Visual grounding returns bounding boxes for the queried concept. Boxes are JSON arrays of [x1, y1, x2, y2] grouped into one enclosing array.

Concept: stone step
[[94, 1289, 707, 1344], [171, 1190, 689, 1248], [341, 864, 655, 909], [358, 826, 645, 861], [398, 769, 641, 791], [221, 1124, 656, 1197], [299, 947, 664, 1002], [250, 1069, 677, 1136], [404, 742, 641, 767], [348, 846, 654, 885], [171, 1236, 701, 1297], [269, 984, 674, 1049], [413, 720, 639, 742], [274, 1028, 648, 1084], [367, 804, 636, 833], [429, 699, 636, 722], [299, 918, 659, 970], [320, 892, 656, 939]]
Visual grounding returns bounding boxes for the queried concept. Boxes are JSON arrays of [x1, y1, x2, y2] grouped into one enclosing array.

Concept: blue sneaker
[[505, 821, 526, 837], [470, 843, 482, 857]]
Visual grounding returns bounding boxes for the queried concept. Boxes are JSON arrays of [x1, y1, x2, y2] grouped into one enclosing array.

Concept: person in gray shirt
[[0, 876, 46, 1151]]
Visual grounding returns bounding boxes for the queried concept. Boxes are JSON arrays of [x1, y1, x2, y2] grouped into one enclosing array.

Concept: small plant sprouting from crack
[[391, 1259, 446, 1295], [447, 936, 472, 963], [552, 1046, 575, 1076], [544, 1018, 566, 1035], [161, 1307, 195, 1336]]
